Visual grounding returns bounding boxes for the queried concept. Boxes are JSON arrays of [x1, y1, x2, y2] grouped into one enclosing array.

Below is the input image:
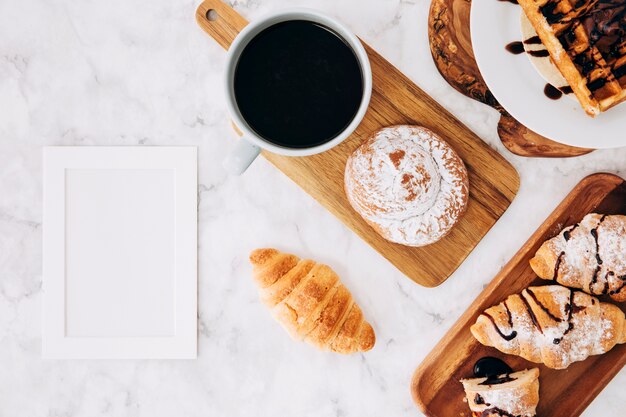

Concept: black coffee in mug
[[234, 20, 364, 149]]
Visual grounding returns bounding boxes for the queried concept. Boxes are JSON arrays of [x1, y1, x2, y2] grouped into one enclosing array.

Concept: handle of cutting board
[[196, 0, 256, 174], [195, 0, 249, 50]]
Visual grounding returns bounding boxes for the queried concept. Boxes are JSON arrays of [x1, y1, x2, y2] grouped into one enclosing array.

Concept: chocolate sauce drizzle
[[526, 288, 563, 323], [545, 84, 575, 99], [478, 374, 516, 386], [553, 290, 576, 345], [529, 49, 551, 57], [505, 41, 525, 55], [539, 0, 626, 96], [545, 83, 564, 99], [482, 287, 586, 346], [557, 216, 624, 296], [591, 228, 603, 266], [504, 31, 574, 99], [525, 35, 542, 45], [520, 293, 543, 334], [563, 223, 579, 241], [503, 0, 626, 100], [589, 215, 608, 293], [503, 300, 514, 327], [480, 407, 518, 417], [554, 251, 566, 280], [505, 40, 550, 57], [481, 312, 518, 341], [612, 285, 626, 296], [504, 39, 572, 99], [610, 271, 626, 295]]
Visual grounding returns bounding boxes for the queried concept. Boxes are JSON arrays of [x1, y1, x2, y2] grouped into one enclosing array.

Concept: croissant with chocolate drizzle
[[471, 285, 626, 369], [530, 213, 626, 302]]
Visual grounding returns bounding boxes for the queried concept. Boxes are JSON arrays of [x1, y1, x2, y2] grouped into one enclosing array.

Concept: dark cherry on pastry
[[473, 357, 514, 384], [344, 125, 469, 247]]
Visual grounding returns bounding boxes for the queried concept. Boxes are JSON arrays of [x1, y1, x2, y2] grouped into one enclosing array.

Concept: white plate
[[470, 2, 626, 149]]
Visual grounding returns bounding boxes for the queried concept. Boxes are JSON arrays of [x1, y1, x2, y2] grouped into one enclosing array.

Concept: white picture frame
[[42, 147, 197, 359]]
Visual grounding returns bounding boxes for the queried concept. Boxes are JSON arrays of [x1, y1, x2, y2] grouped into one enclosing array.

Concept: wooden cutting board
[[411, 173, 626, 416], [429, 0, 593, 158], [196, 0, 520, 287]]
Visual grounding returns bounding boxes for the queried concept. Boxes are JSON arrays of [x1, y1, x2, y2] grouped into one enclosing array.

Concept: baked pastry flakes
[[471, 285, 626, 369], [344, 125, 468, 247], [530, 213, 626, 302], [249, 248, 375, 354], [461, 368, 540, 417]]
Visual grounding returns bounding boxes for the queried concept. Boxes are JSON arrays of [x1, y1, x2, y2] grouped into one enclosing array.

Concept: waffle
[[517, 0, 626, 117]]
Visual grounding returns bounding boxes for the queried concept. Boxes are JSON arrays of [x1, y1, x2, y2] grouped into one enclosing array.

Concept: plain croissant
[[530, 213, 626, 302], [249, 248, 375, 354], [471, 285, 626, 369]]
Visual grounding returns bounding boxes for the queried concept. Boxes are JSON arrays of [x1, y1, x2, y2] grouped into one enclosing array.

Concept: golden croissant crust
[[530, 213, 626, 302], [471, 285, 626, 369], [249, 248, 375, 354]]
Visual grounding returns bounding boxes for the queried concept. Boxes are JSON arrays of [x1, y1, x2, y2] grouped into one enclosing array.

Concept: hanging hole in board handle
[[206, 9, 218, 21]]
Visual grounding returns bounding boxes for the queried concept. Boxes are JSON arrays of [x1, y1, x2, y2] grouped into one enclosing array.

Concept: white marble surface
[[0, 0, 624, 415]]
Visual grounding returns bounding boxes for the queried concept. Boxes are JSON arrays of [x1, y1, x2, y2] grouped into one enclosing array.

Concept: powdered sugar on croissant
[[461, 368, 540, 417], [530, 213, 626, 302], [471, 285, 626, 369]]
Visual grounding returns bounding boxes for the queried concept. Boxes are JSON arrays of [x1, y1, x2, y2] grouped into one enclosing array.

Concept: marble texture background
[[0, 0, 624, 415]]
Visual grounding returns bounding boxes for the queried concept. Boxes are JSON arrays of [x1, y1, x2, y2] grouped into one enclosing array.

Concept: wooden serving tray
[[429, 0, 593, 158], [196, 0, 519, 287], [411, 173, 626, 416]]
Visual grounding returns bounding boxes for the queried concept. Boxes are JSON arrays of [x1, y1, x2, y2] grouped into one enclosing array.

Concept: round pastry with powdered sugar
[[344, 125, 469, 247]]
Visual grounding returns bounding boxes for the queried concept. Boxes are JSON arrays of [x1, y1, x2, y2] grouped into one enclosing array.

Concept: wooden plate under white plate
[[196, 0, 519, 288], [428, 0, 592, 158], [411, 173, 626, 417], [471, 2, 626, 149]]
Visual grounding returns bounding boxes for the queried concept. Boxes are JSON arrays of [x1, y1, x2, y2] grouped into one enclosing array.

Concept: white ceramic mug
[[223, 8, 373, 175]]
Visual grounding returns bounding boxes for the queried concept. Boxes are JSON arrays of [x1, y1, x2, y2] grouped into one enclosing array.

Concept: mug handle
[[223, 138, 261, 175]]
